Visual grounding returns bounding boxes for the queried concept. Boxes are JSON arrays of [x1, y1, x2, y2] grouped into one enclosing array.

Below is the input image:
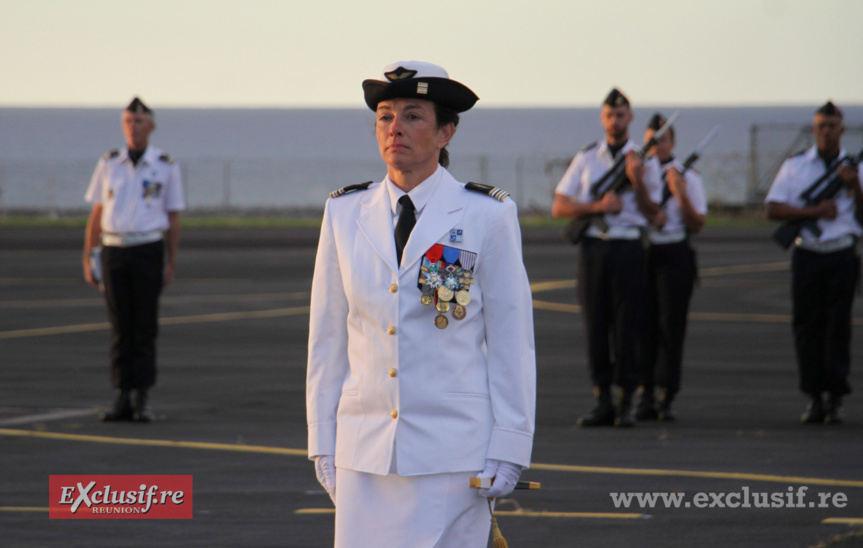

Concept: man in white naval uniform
[[306, 61, 536, 547]]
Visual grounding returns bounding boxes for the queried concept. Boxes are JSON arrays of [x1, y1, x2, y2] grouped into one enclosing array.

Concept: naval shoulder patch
[[329, 181, 373, 199], [158, 153, 176, 164], [465, 182, 510, 202], [581, 141, 599, 153], [788, 149, 806, 159], [103, 149, 119, 160]]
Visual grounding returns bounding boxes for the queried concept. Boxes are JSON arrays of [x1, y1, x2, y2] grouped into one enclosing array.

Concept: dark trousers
[[791, 246, 858, 397], [577, 237, 646, 391], [101, 240, 164, 390], [640, 241, 697, 395]]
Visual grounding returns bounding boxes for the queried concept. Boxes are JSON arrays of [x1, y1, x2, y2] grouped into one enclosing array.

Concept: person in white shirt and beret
[[637, 113, 707, 423], [552, 89, 663, 428], [766, 101, 863, 424], [306, 60, 536, 547], [83, 97, 185, 422]]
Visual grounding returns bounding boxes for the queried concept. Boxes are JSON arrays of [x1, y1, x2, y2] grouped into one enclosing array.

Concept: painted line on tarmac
[[531, 299, 862, 325], [530, 280, 577, 292], [698, 262, 789, 277], [528, 262, 790, 297], [0, 428, 307, 456], [529, 462, 863, 489], [0, 291, 310, 309], [0, 408, 100, 426], [0, 305, 311, 339], [532, 300, 581, 313], [822, 518, 863, 525], [2, 427, 862, 490], [294, 508, 646, 519]]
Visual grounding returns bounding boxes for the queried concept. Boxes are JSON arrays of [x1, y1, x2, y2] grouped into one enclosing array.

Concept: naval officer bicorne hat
[[362, 60, 479, 113]]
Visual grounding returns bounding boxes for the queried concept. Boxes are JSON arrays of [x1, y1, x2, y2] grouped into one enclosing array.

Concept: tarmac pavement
[[1, 224, 862, 547]]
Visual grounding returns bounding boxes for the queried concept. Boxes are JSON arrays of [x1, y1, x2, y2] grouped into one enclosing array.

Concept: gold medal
[[420, 294, 434, 306], [434, 314, 448, 329], [436, 300, 450, 313], [455, 290, 471, 306], [437, 286, 454, 302], [452, 304, 467, 320]]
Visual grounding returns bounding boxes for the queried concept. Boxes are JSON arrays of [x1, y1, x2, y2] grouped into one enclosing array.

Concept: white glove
[[314, 455, 336, 504], [476, 458, 522, 498]]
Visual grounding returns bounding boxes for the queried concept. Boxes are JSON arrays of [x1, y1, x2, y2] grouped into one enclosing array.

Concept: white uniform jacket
[[555, 139, 662, 229], [84, 146, 185, 233], [307, 167, 536, 477], [765, 146, 863, 243], [647, 159, 707, 244]]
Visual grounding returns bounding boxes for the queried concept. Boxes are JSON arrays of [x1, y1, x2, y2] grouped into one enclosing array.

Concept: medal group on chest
[[417, 243, 477, 329]]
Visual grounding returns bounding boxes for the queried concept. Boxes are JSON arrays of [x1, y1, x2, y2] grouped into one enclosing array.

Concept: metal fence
[[4, 125, 859, 216], [748, 124, 863, 203]]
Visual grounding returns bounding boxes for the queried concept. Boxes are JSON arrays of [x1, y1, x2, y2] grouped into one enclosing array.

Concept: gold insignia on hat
[[417, 82, 429, 95], [385, 67, 418, 81], [603, 88, 630, 108]]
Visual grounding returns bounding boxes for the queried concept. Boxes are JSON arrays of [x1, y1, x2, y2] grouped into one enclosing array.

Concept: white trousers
[[334, 469, 491, 548]]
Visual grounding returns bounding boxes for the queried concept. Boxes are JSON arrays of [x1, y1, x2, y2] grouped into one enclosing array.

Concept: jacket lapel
[[399, 174, 464, 272], [356, 183, 399, 275]]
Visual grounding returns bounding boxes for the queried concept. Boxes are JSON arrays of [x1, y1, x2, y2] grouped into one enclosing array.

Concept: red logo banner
[[49, 475, 193, 519]]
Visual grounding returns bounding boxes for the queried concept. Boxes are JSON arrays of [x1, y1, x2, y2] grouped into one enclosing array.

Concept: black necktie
[[394, 195, 416, 266]]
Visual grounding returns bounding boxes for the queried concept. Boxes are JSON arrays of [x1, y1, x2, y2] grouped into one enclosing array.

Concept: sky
[[2, 0, 862, 108]]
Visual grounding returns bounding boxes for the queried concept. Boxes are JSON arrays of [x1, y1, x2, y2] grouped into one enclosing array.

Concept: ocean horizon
[[2, 106, 862, 213]]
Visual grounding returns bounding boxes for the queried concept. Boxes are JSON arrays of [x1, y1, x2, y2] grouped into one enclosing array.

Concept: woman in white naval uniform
[[306, 61, 536, 547]]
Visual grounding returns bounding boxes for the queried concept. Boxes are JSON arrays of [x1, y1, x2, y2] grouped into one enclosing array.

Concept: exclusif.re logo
[[49, 475, 193, 519]]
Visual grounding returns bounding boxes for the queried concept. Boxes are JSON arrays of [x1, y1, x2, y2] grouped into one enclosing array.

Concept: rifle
[[563, 111, 680, 245], [659, 125, 721, 208], [771, 148, 863, 250]]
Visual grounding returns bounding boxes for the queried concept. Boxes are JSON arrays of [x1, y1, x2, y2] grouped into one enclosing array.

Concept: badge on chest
[[417, 243, 477, 329]]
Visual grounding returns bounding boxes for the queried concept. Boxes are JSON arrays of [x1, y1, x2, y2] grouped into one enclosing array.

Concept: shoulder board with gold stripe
[[329, 181, 373, 199], [103, 149, 119, 160], [465, 182, 510, 202], [158, 153, 176, 164]]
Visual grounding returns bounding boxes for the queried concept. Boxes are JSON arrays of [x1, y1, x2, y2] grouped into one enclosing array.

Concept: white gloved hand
[[314, 455, 336, 505], [476, 458, 522, 498]]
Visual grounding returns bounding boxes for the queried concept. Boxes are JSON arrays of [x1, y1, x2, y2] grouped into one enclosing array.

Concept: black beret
[[126, 97, 152, 115], [816, 101, 843, 119], [647, 112, 666, 131], [362, 61, 479, 113], [603, 88, 630, 108]]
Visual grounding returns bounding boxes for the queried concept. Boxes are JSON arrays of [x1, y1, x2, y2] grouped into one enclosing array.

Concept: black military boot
[[657, 388, 677, 422], [824, 394, 843, 425], [614, 389, 635, 428], [635, 386, 659, 421], [133, 388, 153, 423], [102, 389, 133, 422], [800, 394, 825, 424], [577, 386, 615, 427]]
